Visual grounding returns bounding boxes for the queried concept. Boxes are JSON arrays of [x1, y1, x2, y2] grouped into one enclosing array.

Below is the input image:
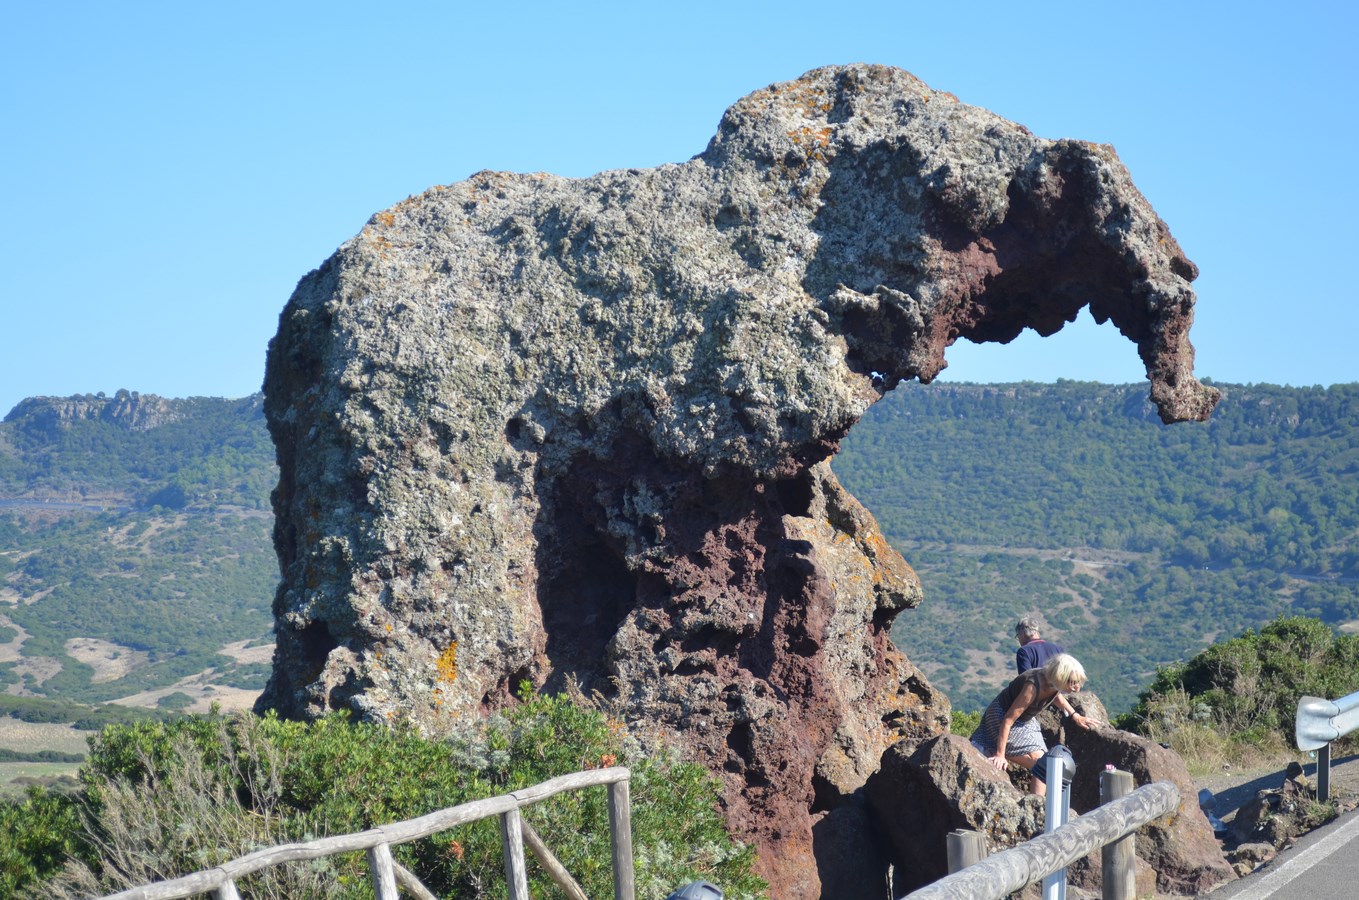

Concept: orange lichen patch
[[377, 212, 395, 227], [436, 641, 459, 683], [786, 126, 835, 160]]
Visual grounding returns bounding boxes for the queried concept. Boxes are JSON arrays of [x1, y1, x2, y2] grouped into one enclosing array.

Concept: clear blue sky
[[3, 1, 1355, 417]]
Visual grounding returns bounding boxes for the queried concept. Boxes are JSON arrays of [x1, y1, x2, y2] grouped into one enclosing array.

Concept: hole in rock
[[297, 620, 338, 677], [810, 773, 841, 814], [538, 530, 636, 697], [775, 474, 815, 518]]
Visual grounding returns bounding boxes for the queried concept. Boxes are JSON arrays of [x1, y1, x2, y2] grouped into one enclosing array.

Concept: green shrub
[[1117, 616, 1359, 765], [0, 787, 83, 897], [154, 692, 194, 711], [22, 688, 766, 899], [950, 708, 982, 738]]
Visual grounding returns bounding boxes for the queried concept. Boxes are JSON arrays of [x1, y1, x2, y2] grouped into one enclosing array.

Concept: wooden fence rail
[[900, 780, 1180, 900], [96, 767, 635, 900]]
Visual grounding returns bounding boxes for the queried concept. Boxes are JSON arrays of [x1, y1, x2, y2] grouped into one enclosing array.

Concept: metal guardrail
[[900, 772, 1180, 900], [96, 767, 635, 900], [1295, 689, 1359, 801]]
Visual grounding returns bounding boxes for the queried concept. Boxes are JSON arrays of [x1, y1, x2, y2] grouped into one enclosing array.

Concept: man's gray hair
[[1015, 617, 1041, 640]]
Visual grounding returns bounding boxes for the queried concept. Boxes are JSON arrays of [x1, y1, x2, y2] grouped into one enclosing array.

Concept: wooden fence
[[96, 767, 635, 900], [900, 776, 1179, 900]]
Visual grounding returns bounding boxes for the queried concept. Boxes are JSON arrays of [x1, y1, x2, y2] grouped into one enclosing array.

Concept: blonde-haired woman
[[969, 653, 1096, 796]]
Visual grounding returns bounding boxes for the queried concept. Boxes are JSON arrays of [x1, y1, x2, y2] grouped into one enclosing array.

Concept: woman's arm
[[1056, 696, 1097, 730]]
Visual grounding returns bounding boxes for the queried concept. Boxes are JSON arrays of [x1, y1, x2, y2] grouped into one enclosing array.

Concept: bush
[[1117, 616, 1359, 767], [154, 692, 194, 711], [18, 688, 767, 899], [0, 788, 83, 897], [950, 708, 982, 738]]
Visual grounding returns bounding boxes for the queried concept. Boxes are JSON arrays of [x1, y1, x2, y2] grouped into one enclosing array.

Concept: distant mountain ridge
[[5, 390, 189, 435], [0, 392, 270, 509]]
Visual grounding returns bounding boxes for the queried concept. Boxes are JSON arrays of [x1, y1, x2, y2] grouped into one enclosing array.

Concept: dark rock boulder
[[1060, 720, 1235, 894], [867, 733, 1046, 893], [869, 696, 1233, 897], [259, 63, 1216, 896], [1230, 777, 1315, 848]]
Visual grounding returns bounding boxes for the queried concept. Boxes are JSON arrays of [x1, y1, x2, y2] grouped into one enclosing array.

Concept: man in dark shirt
[[1015, 617, 1064, 674]]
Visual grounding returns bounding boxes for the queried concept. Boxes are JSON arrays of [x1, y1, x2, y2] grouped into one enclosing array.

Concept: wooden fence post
[[366, 841, 400, 900], [1100, 769, 1136, 900], [608, 778, 636, 900], [946, 830, 987, 873], [500, 807, 531, 900]]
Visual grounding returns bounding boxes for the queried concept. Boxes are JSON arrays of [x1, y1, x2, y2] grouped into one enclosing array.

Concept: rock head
[[259, 64, 1216, 896]]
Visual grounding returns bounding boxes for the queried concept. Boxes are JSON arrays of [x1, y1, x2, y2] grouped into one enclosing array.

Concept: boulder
[[1059, 718, 1235, 894], [259, 63, 1216, 897], [869, 701, 1234, 897], [1231, 778, 1314, 848], [866, 733, 1046, 893], [1227, 841, 1277, 878]]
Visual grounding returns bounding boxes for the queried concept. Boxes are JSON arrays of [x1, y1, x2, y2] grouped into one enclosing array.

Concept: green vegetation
[[1, 392, 274, 510], [834, 381, 1359, 713], [0, 689, 766, 899], [0, 786, 83, 896], [0, 750, 83, 764], [0, 392, 276, 705], [1118, 616, 1359, 772], [0, 695, 167, 731]]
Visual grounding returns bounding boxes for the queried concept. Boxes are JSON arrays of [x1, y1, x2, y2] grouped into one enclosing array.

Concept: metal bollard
[[1041, 749, 1072, 900]]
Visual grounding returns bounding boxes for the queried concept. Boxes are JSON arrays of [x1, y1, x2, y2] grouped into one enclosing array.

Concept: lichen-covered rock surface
[[260, 64, 1216, 896]]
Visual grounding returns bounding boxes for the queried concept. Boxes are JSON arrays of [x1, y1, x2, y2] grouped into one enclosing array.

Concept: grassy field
[[0, 719, 90, 795], [0, 761, 81, 797], [0, 719, 90, 756]]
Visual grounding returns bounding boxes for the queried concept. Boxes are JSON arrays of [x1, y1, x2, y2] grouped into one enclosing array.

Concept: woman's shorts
[[969, 699, 1047, 758]]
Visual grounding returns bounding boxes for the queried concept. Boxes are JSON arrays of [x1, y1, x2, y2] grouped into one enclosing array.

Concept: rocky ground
[[1196, 752, 1359, 821], [1192, 751, 1359, 888]]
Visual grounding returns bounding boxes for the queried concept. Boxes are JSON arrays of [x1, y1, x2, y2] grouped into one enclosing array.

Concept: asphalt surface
[[1200, 803, 1359, 899], [1198, 752, 1359, 900]]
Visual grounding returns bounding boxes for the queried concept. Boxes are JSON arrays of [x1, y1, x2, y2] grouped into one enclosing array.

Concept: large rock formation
[[259, 64, 1217, 896]]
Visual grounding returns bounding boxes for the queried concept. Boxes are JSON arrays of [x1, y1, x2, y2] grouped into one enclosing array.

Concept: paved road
[[1198, 752, 1359, 900], [1202, 803, 1359, 899]]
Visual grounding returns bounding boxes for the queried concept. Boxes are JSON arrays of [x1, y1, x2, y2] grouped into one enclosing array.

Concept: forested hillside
[[4, 383, 1357, 721], [0, 393, 276, 712], [834, 381, 1359, 714]]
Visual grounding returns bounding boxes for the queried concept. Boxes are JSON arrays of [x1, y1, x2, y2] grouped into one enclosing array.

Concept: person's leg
[[1028, 772, 1047, 796], [1005, 750, 1047, 794]]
